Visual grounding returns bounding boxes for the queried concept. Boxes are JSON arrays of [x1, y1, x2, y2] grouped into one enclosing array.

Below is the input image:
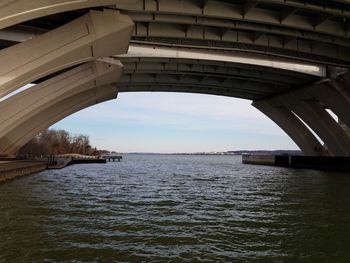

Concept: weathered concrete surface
[[243, 155, 350, 172], [0, 0, 124, 29], [284, 95, 350, 157], [0, 85, 118, 155], [0, 161, 47, 183], [0, 59, 123, 146], [0, 0, 349, 158], [252, 100, 326, 156], [253, 71, 350, 157], [242, 155, 275, 166], [0, 9, 133, 98]]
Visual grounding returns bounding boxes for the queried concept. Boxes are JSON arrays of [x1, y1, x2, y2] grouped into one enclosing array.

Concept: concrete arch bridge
[[0, 0, 350, 156]]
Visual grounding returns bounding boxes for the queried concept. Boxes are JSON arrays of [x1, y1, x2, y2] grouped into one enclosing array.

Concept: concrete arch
[[2, 70, 349, 156], [0, 85, 118, 155], [117, 73, 286, 98], [274, 93, 350, 157], [0, 59, 123, 140], [114, 54, 321, 101], [302, 82, 350, 130], [120, 57, 316, 86], [252, 100, 325, 156], [0, 9, 133, 98], [0, 0, 123, 30], [330, 73, 350, 105]]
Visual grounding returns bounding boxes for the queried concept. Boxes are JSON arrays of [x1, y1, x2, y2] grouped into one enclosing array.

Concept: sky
[[51, 92, 299, 153]]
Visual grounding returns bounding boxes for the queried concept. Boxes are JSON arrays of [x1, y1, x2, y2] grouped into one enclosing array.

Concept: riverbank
[[0, 155, 117, 183], [0, 161, 47, 183]]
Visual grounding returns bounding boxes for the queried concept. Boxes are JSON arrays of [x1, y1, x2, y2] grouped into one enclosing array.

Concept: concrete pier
[[0, 161, 47, 183], [103, 155, 122, 162], [70, 158, 107, 165], [243, 155, 350, 172], [48, 155, 108, 169], [241, 155, 275, 166]]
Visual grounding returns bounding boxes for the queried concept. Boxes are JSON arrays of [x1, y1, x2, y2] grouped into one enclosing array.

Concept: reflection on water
[[1, 155, 350, 262]]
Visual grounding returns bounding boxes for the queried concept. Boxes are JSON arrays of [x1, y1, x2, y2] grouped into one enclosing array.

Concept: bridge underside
[[0, 0, 350, 156], [3, 0, 350, 67], [116, 53, 320, 99]]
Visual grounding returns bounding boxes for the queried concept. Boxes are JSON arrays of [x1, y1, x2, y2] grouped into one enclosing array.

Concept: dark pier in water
[[48, 154, 123, 169], [48, 154, 113, 169], [101, 155, 122, 162], [70, 158, 106, 165], [243, 155, 350, 172]]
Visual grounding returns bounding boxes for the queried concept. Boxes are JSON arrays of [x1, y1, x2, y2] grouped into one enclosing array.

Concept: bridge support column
[[283, 95, 350, 156], [0, 59, 122, 139], [253, 100, 325, 156], [330, 74, 350, 104], [309, 82, 350, 129], [0, 85, 118, 155], [0, 9, 133, 98], [0, 0, 121, 29]]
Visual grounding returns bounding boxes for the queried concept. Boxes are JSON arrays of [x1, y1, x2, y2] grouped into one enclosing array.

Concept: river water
[[1, 154, 350, 262]]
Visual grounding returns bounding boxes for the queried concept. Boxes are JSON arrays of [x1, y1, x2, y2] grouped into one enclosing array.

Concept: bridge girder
[[117, 0, 350, 38], [115, 56, 319, 100], [116, 0, 350, 66], [0, 0, 122, 30], [0, 9, 133, 99], [1, 0, 349, 66], [120, 57, 317, 86]]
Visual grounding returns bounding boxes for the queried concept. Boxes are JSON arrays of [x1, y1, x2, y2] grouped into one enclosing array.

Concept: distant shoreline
[[123, 150, 302, 156]]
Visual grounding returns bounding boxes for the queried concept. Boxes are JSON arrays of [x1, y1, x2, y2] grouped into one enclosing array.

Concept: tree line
[[17, 129, 98, 158]]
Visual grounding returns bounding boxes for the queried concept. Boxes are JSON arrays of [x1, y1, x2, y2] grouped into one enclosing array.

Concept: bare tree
[[17, 129, 95, 158]]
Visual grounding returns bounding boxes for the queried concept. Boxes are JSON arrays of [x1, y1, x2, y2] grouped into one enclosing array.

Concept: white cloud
[[68, 92, 283, 135], [54, 92, 297, 152]]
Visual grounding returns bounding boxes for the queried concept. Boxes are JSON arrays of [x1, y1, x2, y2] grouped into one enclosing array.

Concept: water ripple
[[1, 155, 350, 262]]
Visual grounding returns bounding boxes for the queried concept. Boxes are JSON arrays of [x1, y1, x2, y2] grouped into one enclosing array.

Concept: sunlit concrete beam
[[118, 44, 326, 77], [0, 9, 133, 98], [0, 85, 118, 155], [0, 59, 123, 141]]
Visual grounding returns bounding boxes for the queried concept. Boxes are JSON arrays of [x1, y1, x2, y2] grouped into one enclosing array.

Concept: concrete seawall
[[241, 155, 275, 166], [243, 155, 350, 172], [0, 155, 113, 183], [0, 161, 47, 183]]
